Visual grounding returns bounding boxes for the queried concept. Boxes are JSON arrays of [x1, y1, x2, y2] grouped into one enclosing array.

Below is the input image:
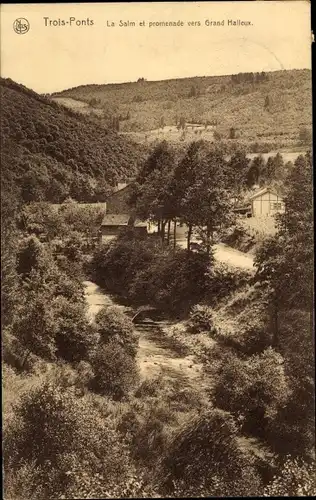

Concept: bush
[[213, 348, 291, 438], [188, 304, 215, 334], [157, 407, 262, 496], [263, 457, 316, 496], [4, 381, 137, 498], [215, 302, 273, 355], [129, 249, 210, 313], [94, 305, 138, 357], [53, 297, 98, 363], [90, 341, 139, 399], [205, 262, 252, 304]]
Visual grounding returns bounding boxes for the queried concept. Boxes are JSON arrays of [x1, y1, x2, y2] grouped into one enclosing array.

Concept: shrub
[[4, 382, 136, 498], [129, 249, 210, 313], [94, 305, 138, 357], [4, 461, 46, 500], [16, 235, 46, 278], [2, 328, 35, 371], [205, 262, 252, 304], [157, 407, 262, 496], [263, 457, 316, 496], [90, 341, 139, 399], [213, 348, 291, 438], [53, 297, 98, 363], [12, 291, 58, 364], [188, 304, 215, 334], [215, 303, 273, 354]]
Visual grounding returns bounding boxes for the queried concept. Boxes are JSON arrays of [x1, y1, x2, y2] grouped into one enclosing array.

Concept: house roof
[[248, 187, 283, 201], [101, 214, 130, 226]]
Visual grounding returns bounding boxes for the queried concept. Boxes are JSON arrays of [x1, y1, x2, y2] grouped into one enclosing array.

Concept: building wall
[[251, 192, 285, 217], [101, 225, 122, 236]]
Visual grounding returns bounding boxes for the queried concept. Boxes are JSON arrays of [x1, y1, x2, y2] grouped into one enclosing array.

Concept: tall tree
[[133, 141, 176, 244], [226, 150, 250, 199], [181, 145, 233, 255]]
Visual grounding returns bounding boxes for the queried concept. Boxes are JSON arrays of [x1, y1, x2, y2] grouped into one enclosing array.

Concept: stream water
[[83, 280, 204, 385]]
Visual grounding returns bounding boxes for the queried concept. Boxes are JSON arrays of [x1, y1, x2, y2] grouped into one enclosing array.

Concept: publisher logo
[[13, 18, 30, 35]]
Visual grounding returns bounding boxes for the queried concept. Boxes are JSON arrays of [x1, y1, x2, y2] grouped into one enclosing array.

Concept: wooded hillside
[[1, 78, 145, 203]]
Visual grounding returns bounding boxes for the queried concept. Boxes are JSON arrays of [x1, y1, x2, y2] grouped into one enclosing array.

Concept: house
[[249, 187, 285, 217], [99, 182, 150, 242], [100, 213, 148, 243]]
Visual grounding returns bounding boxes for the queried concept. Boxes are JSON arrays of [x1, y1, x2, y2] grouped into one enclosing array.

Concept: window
[[270, 202, 282, 210]]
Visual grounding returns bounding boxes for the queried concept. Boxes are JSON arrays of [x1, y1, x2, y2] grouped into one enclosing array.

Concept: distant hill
[[52, 69, 312, 151], [1, 78, 145, 204]]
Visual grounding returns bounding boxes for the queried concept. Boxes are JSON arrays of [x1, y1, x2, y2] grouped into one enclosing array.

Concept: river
[[83, 280, 204, 386]]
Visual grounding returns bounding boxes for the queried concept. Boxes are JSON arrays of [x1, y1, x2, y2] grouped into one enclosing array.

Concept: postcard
[[1, 2, 314, 499]]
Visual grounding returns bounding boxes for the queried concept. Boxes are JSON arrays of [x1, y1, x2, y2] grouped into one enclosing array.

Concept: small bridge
[[131, 305, 159, 323]]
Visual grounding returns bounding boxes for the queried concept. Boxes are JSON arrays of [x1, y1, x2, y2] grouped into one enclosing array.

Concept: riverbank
[[84, 280, 208, 390]]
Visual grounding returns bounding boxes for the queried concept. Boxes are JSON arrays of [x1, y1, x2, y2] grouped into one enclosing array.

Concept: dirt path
[[175, 237, 255, 270], [83, 280, 204, 386], [213, 242, 255, 270]]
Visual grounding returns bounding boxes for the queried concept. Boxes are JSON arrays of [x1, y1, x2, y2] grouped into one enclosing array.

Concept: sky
[[1, 2, 311, 94]]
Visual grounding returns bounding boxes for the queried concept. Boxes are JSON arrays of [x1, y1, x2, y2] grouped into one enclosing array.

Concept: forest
[[0, 77, 145, 204]]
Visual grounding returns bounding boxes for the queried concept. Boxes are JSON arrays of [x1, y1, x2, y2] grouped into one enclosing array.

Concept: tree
[[254, 152, 313, 343], [16, 236, 46, 279], [53, 297, 97, 363], [171, 141, 204, 250], [179, 116, 186, 130], [133, 141, 176, 243], [226, 150, 250, 198], [188, 85, 197, 98], [13, 285, 57, 365], [247, 155, 265, 187], [181, 146, 233, 255]]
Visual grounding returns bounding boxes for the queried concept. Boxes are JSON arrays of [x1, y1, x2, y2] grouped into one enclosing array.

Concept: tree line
[[231, 72, 269, 84], [129, 140, 291, 253]]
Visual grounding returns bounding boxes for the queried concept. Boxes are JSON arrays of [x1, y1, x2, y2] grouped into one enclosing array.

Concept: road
[[175, 237, 254, 270], [213, 243, 255, 270]]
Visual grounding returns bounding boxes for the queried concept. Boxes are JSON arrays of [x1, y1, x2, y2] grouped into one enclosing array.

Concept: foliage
[[255, 153, 313, 314], [263, 458, 316, 496], [213, 348, 291, 437], [188, 305, 215, 334], [89, 341, 139, 399], [16, 235, 47, 278], [3, 381, 141, 499], [94, 305, 138, 357], [158, 407, 262, 496], [12, 286, 58, 363], [53, 297, 98, 363], [1, 77, 145, 204]]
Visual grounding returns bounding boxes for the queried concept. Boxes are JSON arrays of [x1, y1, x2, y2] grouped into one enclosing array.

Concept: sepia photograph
[[1, 1, 314, 498]]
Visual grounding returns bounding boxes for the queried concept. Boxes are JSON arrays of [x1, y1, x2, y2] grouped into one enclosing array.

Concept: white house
[[249, 187, 285, 217]]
